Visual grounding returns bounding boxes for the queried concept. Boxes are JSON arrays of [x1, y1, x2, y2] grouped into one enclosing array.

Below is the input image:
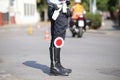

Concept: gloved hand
[[53, 4, 59, 10], [66, 0, 70, 6]]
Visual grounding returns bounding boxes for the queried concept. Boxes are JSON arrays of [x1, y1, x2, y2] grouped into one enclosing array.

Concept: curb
[[0, 21, 50, 28]]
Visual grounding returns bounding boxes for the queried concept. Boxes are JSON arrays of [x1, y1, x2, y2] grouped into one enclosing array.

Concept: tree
[[37, 0, 47, 21], [97, 0, 109, 11], [70, 0, 108, 12], [108, 0, 119, 18], [37, 0, 47, 11]]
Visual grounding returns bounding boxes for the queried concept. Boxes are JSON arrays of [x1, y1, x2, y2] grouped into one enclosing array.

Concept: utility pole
[[89, 0, 92, 13], [9, 0, 14, 24], [119, 0, 120, 5], [92, 0, 97, 14], [119, 0, 120, 8], [90, 0, 97, 14]]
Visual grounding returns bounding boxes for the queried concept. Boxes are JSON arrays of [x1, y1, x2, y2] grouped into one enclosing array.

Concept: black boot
[[49, 48, 69, 76], [54, 48, 72, 73], [49, 48, 59, 76]]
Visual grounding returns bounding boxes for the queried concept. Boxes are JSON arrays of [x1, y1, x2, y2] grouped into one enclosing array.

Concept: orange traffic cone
[[28, 25, 33, 35], [44, 30, 50, 40], [37, 22, 41, 31]]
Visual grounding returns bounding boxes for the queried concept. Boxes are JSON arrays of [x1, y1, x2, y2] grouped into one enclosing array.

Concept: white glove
[[62, 2, 67, 13]]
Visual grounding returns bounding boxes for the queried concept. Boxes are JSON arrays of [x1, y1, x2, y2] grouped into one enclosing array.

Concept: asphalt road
[[0, 20, 120, 80]]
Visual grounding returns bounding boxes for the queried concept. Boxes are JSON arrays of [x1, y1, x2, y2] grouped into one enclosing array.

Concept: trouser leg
[[49, 48, 60, 76], [54, 48, 72, 73], [49, 47, 69, 76]]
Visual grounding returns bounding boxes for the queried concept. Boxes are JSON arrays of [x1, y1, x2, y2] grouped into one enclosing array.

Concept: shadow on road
[[97, 68, 120, 77], [23, 61, 50, 75]]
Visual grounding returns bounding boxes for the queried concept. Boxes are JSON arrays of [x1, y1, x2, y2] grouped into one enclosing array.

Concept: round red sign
[[54, 37, 64, 48]]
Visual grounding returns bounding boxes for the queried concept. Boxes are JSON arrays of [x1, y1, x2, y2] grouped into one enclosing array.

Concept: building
[[0, 0, 9, 25], [0, 0, 39, 25]]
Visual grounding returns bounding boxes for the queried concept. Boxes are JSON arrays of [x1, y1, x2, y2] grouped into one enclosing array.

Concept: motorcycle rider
[[70, 0, 86, 31], [47, 0, 72, 76]]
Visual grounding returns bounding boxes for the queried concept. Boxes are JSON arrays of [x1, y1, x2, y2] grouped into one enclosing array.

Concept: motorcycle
[[69, 15, 86, 38]]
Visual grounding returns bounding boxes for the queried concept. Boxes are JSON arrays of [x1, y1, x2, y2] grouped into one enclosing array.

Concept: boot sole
[[50, 71, 69, 76]]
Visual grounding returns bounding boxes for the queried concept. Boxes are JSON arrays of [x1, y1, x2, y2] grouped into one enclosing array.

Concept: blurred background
[[0, 1, 120, 80], [0, 0, 120, 29]]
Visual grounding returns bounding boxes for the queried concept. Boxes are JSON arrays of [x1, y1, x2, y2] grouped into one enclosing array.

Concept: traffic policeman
[[47, 0, 72, 76]]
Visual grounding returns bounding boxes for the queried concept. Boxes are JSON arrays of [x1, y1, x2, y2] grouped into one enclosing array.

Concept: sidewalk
[[0, 21, 50, 28], [99, 20, 120, 36], [87, 19, 120, 35], [0, 21, 51, 35]]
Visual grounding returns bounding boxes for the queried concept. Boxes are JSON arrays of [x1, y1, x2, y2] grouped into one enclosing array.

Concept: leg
[[49, 22, 69, 76], [49, 47, 69, 76], [54, 48, 72, 73], [49, 48, 59, 76]]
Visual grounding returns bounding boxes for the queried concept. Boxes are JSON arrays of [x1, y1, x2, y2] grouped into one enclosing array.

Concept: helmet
[[74, 0, 81, 3]]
